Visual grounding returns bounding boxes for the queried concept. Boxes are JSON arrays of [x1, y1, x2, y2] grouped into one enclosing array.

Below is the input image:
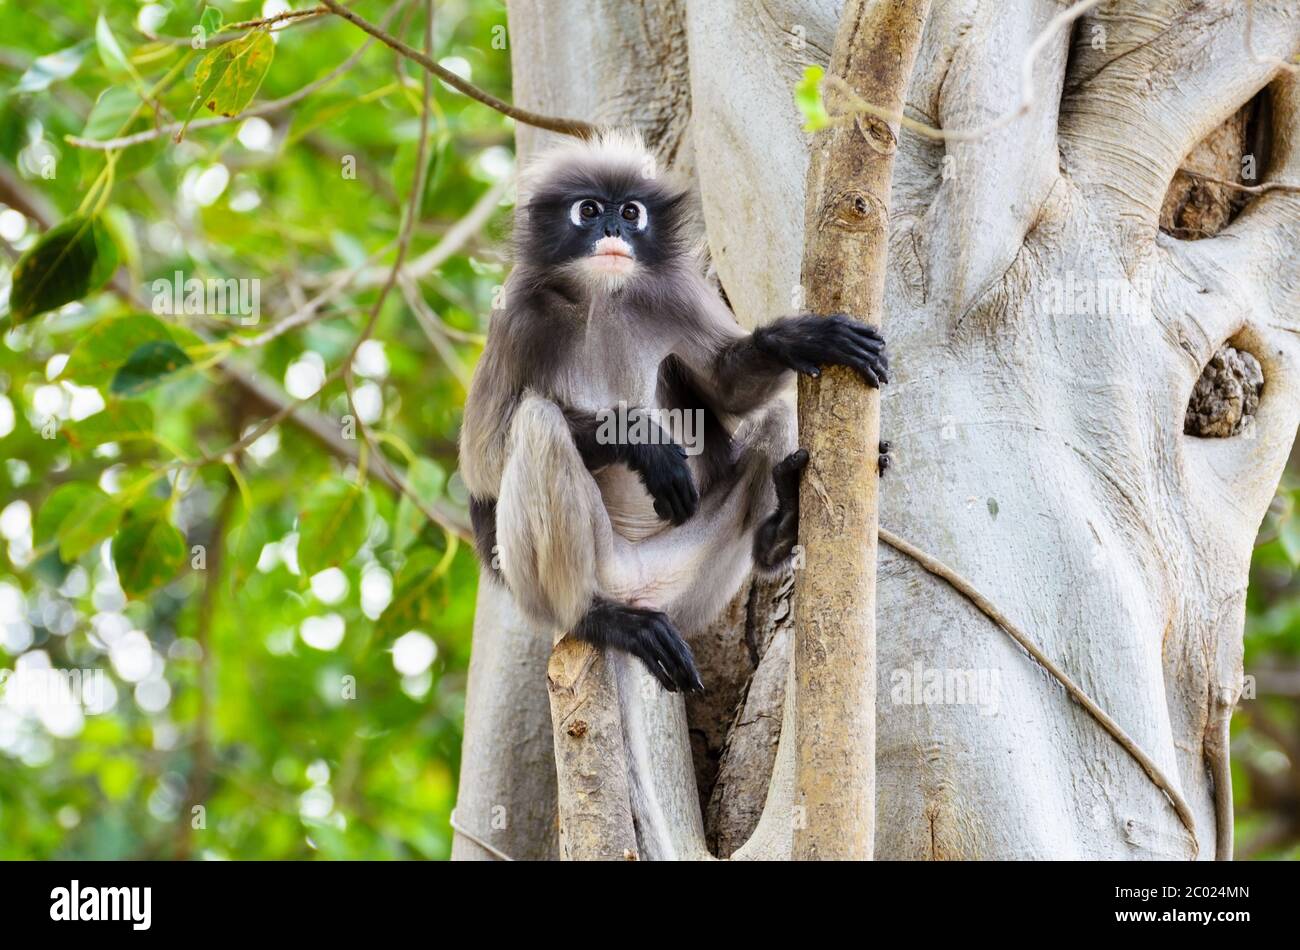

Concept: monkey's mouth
[[587, 238, 635, 276]]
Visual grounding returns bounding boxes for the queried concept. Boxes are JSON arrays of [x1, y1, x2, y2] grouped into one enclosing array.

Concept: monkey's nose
[[603, 221, 620, 238]]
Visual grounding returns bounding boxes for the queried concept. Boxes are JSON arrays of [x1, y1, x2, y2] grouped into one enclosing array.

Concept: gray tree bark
[[453, 0, 1300, 860]]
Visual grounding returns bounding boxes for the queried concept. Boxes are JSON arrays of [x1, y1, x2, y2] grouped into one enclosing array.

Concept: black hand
[[878, 440, 892, 477], [566, 406, 699, 524], [755, 314, 889, 388], [626, 439, 699, 525]]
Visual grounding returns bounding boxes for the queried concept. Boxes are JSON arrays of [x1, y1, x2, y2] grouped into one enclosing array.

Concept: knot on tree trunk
[[820, 189, 886, 233], [1184, 345, 1263, 438]]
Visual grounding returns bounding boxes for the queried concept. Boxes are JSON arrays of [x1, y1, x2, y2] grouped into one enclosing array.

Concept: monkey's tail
[[495, 394, 604, 633]]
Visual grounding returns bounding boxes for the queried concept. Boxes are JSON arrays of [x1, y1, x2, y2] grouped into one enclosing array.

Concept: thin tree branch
[[222, 6, 328, 34], [67, 3, 404, 151], [141, 5, 330, 46], [222, 361, 469, 539], [232, 239, 397, 349], [342, 0, 467, 546], [400, 275, 473, 389], [318, 0, 598, 138], [356, 176, 511, 287], [791, 0, 932, 861], [1179, 165, 1300, 197], [879, 528, 1199, 848]]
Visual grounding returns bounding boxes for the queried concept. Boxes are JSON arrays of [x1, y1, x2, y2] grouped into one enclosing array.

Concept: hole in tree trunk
[[1160, 88, 1273, 240], [1184, 343, 1264, 438]]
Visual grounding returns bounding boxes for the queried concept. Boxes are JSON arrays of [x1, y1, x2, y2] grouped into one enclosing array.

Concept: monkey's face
[[518, 155, 689, 294], [567, 197, 646, 284]]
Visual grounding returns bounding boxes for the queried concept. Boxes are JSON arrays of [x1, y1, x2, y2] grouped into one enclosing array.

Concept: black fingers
[[573, 599, 703, 692], [815, 314, 889, 387], [628, 440, 699, 525], [878, 440, 892, 477], [755, 314, 889, 388]]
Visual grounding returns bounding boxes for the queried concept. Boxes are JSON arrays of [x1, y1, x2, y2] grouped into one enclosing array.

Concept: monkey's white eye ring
[[622, 200, 647, 230], [571, 199, 602, 225]]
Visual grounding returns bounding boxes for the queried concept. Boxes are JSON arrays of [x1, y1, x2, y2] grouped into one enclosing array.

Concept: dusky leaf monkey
[[459, 130, 888, 692]]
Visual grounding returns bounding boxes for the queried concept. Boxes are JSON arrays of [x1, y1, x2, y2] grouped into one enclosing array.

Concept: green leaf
[[377, 546, 445, 637], [298, 480, 370, 577], [84, 87, 145, 140], [56, 487, 124, 562], [81, 89, 163, 177], [227, 506, 269, 593], [110, 340, 193, 395], [64, 313, 184, 388], [95, 14, 130, 76], [180, 29, 275, 138], [1280, 515, 1300, 566], [794, 65, 829, 133], [35, 484, 95, 549], [394, 458, 446, 551], [113, 504, 187, 598], [8, 215, 119, 323], [65, 400, 154, 451], [15, 40, 92, 93], [200, 6, 224, 38]]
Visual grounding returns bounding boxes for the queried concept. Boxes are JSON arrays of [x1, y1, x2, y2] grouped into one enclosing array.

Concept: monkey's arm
[[679, 308, 889, 416], [562, 406, 698, 524]]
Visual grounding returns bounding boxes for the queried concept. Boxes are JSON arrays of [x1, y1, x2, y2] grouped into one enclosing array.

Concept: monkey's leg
[[608, 403, 796, 637], [497, 395, 704, 692], [565, 406, 792, 692], [496, 395, 612, 632]]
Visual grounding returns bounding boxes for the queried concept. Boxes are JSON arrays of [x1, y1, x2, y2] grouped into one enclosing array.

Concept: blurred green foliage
[[1236, 466, 1300, 859], [0, 0, 514, 859]]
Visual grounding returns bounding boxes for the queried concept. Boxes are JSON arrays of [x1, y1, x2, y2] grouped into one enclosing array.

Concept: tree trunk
[[792, 0, 931, 860], [453, 0, 1300, 860]]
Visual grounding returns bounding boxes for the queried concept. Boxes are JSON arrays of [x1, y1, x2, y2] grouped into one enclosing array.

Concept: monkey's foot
[[879, 440, 892, 476], [754, 449, 808, 571], [573, 599, 703, 693], [773, 447, 809, 505]]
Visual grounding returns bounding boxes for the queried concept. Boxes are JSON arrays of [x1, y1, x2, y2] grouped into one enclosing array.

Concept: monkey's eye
[[621, 200, 647, 230], [570, 199, 602, 225]]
